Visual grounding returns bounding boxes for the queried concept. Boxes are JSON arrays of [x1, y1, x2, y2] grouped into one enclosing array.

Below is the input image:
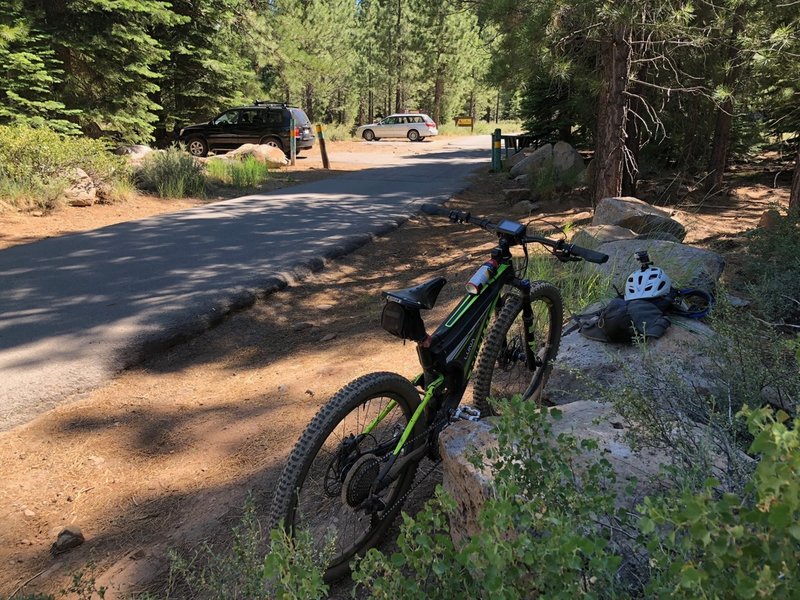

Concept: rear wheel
[[269, 372, 422, 582], [260, 136, 283, 150], [473, 283, 563, 415], [407, 129, 420, 142], [362, 129, 375, 141]]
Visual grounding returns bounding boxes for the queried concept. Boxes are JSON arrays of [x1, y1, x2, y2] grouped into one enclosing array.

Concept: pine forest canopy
[[0, 0, 797, 203]]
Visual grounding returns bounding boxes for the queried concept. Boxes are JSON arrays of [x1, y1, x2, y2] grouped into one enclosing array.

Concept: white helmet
[[625, 266, 671, 300]]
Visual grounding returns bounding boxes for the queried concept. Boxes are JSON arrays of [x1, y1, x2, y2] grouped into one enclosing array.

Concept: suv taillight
[[426, 121, 436, 129], [294, 126, 301, 137]]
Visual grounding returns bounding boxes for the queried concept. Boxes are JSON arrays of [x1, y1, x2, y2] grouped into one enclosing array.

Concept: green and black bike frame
[[363, 236, 538, 506]]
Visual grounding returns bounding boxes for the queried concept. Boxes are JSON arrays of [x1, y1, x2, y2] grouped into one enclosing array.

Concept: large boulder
[[593, 196, 686, 241], [552, 141, 585, 185], [59, 168, 97, 207], [439, 401, 675, 545], [509, 143, 552, 179], [570, 224, 637, 248], [590, 238, 725, 292], [227, 143, 288, 167], [546, 318, 716, 406]]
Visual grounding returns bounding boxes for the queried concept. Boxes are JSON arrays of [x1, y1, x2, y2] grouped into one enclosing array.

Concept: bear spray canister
[[465, 259, 498, 294]]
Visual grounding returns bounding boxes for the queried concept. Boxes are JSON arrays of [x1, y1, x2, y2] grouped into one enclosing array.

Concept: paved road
[[0, 136, 489, 430]]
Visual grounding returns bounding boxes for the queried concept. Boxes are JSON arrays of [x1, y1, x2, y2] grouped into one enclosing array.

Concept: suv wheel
[[407, 129, 420, 142], [260, 136, 283, 150], [362, 129, 375, 142], [187, 137, 208, 157]]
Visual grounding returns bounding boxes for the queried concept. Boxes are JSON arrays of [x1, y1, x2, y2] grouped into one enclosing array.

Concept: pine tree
[[27, 0, 183, 142], [0, 0, 79, 133]]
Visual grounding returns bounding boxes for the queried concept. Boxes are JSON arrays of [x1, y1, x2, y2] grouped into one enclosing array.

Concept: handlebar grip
[[419, 203, 451, 217], [567, 244, 609, 264]]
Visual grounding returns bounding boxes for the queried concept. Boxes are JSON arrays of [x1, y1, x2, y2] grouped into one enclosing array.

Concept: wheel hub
[[341, 453, 380, 508]]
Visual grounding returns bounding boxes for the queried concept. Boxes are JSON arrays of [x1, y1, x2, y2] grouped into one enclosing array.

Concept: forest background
[[1, 0, 798, 206]]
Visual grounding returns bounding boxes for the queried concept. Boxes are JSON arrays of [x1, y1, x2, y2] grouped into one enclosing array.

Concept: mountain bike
[[269, 203, 609, 581]]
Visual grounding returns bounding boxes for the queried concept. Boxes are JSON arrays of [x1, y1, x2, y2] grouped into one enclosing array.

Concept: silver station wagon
[[356, 113, 439, 142]]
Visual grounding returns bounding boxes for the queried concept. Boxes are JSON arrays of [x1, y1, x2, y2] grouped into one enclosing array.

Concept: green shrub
[[135, 146, 205, 198], [353, 400, 629, 598], [318, 123, 351, 141], [743, 210, 800, 325], [641, 406, 800, 599], [167, 499, 330, 600], [0, 124, 130, 211], [522, 251, 612, 317], [206, 156, 271, 188], [437, 119, 523, 137]]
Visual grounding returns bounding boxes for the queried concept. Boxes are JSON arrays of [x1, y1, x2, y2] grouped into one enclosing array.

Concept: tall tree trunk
[[708, 6, 746, 191], [433, 76, 444, 125], [593, 25, 631, 206], [791, 147, 800, 214]]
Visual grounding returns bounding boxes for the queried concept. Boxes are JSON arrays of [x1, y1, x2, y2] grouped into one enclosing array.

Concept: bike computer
[[497, 219, 526, 238]]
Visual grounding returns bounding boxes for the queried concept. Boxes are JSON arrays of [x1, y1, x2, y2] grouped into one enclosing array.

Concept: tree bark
[[593, 24, 631, 206], [433, 76, 444, 125], [791, 147, 800, 214], [622, 64, 648, 197], [708, 6, 746, 191]]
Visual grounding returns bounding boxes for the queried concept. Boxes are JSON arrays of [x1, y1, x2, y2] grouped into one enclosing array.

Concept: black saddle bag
[[381, 301, 427, 342]]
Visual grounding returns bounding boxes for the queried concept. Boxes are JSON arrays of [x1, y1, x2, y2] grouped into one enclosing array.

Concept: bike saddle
[[382, 276, 447, 309]]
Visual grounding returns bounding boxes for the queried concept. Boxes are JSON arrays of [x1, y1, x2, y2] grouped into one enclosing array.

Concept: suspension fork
[[514, 278, 538, 370]]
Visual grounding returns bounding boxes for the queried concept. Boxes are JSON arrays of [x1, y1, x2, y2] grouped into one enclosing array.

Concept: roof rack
[[253, 99, 288, 107]]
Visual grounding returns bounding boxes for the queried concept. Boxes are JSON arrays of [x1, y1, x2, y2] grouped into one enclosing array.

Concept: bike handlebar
[[420, 203, 609, 265]]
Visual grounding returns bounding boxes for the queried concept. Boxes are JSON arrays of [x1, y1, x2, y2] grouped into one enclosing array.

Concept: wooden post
[[492, 129, 502, 172], [315, 123, 330, 169], [290, 116, 296, 166]]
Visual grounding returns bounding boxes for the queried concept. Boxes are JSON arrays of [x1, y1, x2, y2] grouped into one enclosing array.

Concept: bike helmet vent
[[625, 266, 672, 300]]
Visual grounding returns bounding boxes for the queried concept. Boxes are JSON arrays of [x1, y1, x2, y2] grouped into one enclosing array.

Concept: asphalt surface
[[0, 136, 489, 431]]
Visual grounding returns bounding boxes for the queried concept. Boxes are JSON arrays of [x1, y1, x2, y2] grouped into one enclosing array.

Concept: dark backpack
[[577, 296, 672, 344]]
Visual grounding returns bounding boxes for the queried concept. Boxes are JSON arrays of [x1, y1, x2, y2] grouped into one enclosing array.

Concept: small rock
[[23, 509, 35, 517], [318, 304, 334, 311], [20, 539, 31, 546], [758, 209, 782, 230], [31, 210, 44, 217], [511, 200, 540, 215], [725, 294, 750, 308], [87, 455, 105, 466], [293, 322, 315, 332], [305, 389, 315, 397], [503, 188, 531, 203], [277, 384, 287, 393], [51, 525, 84, 555], [320, 333, 338, 342]]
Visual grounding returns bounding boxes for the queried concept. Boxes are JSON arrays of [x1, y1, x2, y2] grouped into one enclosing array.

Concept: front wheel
[[362, 129, 375, 141], [269, 372, 422, 582], [186, 137, 208, 157], [473, 283, 563, 415]]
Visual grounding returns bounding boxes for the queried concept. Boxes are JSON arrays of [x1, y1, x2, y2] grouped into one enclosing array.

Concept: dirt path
[[0, 159, 790, 598]]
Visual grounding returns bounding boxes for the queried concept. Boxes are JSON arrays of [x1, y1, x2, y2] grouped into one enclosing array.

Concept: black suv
[[178, 101, 315, 157]]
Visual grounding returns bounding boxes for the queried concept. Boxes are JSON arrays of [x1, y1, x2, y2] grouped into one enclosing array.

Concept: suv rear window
[[289, 108, 311, 126]]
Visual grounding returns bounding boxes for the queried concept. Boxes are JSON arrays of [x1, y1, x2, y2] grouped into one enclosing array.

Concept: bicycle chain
[[377, 409, 456, 516]]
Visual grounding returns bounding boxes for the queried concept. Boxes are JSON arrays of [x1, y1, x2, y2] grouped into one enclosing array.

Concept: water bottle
[[466, 259, 498, 294]]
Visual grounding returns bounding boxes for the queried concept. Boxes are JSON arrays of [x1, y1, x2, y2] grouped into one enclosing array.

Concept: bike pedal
[[452, 406, 481, 422]]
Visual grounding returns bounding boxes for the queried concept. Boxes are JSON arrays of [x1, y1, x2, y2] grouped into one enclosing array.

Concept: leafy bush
[[206, 156, 271, 188], [641, 406, 800, 599], [318, 123, 351, 141], [167, 499, 330, 600], [135, 146, 205, 198], [522, 251, 612, 317], [0, 124, 130, 211], [743, 210, 800, 325], [353, 400, 630, 598], [437, 119, 523, 137]]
